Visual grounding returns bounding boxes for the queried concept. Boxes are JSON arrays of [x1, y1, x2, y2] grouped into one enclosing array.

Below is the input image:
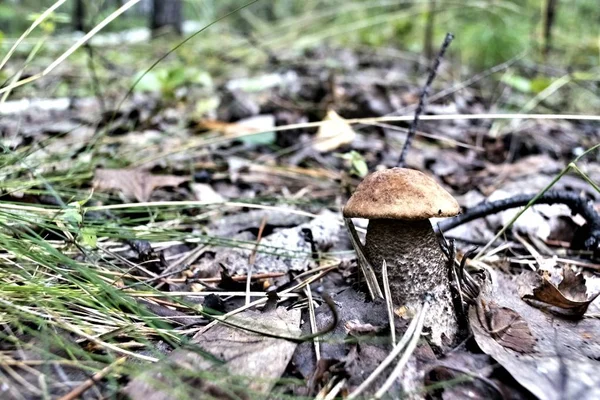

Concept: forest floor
[[0, 37, 600, 400]]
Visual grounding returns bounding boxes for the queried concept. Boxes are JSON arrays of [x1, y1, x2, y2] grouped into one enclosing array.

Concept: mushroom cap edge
[[343, 167, 460, 220]]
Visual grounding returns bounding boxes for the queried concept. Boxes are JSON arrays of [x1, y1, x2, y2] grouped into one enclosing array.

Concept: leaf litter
[[0, 41, 599, 400]]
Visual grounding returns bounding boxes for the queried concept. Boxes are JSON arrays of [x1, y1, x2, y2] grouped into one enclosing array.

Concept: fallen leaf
[[344, 319, 380, 336], [126, 307, 300, 399], [475, 300, 536, 353], [522, 267, 600, 318], [93, 168, 188, 202], [470, 270, 600, 400], [424, 352, 518, 400], [313, 109, 355, 153], [191, 183, 225, 203]]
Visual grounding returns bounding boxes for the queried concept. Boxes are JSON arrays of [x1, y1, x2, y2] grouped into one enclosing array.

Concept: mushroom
[[343, 167, 460, 346]]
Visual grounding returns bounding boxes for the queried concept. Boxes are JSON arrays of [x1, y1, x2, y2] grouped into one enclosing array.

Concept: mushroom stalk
[[343, 167, 461, 347], [364, 219, 457, 346]]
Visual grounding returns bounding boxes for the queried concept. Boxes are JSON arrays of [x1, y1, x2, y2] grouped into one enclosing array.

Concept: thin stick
[[246, 216, 267, 305], [474, 142, 600, 258], [305, 284, 320, 361], [438, 190, 600, 249], [57, 357, 126, 400], [398, 33, 454, 167], [323, 378, 346, 400]]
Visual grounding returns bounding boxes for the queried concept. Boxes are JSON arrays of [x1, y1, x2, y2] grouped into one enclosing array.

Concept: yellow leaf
[[313, 109, 356, 153]]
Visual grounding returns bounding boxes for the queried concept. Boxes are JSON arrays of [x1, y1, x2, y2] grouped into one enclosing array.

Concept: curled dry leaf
[[470, 270, 600, 400], [475, 300, 536, 354], [313, 109, 356, 153], [93, 168, 188, 202], [522, 267, 600, 318]]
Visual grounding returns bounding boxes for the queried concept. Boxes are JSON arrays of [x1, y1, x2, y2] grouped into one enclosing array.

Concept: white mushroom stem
[[364, 219, 457, 346]]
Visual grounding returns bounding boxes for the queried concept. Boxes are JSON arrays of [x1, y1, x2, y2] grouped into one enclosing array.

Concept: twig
[[57, 357, 126, 400], [438, 190, 600, 249], [398, 33, 454, 167], [387, 53, 524, 117], [196, 263, 338, 337], [246, 216, 267, 305], [323, 378, 346, 400]]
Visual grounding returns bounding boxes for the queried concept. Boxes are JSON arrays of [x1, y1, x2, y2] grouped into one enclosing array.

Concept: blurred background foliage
[[0, 0, 597, 67], [0, 0, 598, 108]]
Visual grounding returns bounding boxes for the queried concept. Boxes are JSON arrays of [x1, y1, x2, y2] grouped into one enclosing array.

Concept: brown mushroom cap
[[343, 168, 460, 220]]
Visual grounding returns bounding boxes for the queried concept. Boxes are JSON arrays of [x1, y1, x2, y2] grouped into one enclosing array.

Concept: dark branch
[[398, 32, 454, 167], [437, 191, 600, 250]]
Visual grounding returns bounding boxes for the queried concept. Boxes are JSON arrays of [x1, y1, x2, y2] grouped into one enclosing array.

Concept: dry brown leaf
[[93, 168, 188, 202], [470, 270, 600, 400], [344, 319, 380, 336], [522, 267, 600, 318], [475, 300, 536, 354], [125, 307, 300, 399], [313, 109, 356, 153]]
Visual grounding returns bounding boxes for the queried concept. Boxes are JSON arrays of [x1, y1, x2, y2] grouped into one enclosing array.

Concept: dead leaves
[[475, 300, 536, 353], [522, 267, 600, 318], [93, 168, 188, 202], [125, 307, 300, 399], [469, 270, 600, 400], [313, 110, 356, 152]]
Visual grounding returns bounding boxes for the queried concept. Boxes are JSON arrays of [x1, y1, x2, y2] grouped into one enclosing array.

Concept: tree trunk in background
[[542, 0, 558, 58], [151, 0, 183, 36], [423, 0, 437, 62], [73, 0, 85, 32]]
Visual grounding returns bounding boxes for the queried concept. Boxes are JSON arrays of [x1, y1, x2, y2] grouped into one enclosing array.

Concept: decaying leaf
[[313, 109, 356, 153], [522, 267, 600, 318], [344, 319, 380, 336], [126, 307, 300, 399], [424, 352, 521, 400], [198, 115, 275, 145], [191, 182, 225, 203], [475, 300, 536, 353], [93, 168, 188, 202], [470, 270, 600, 400], [214, 210, 341, 276]]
